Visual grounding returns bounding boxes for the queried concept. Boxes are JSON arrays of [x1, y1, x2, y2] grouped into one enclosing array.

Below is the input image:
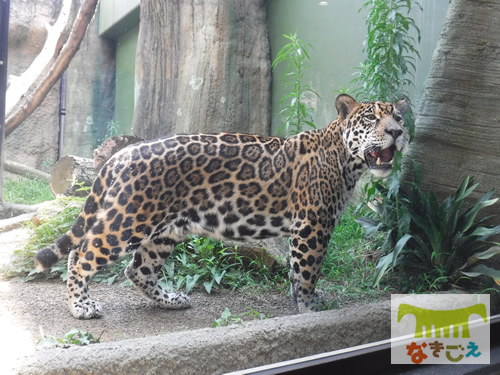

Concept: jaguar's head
[[336, 94, 409, 178]]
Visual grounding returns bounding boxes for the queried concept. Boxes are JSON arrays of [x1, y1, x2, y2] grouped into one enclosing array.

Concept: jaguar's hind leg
[[125, 237, 191, 309], [66, 220, 146, 319]]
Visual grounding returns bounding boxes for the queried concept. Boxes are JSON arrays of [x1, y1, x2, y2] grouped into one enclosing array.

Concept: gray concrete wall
[[15, 301, 391, 375]]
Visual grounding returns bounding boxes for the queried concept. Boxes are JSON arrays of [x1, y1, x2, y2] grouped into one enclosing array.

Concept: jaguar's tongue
[[370, 148, 393, 163]]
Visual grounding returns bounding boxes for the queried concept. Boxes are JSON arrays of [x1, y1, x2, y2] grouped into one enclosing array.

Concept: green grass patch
[[320, 204, 389, 308], [3, 177, 54, 205]]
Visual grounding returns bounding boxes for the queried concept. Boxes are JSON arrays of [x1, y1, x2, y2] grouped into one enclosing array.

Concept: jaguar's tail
[[35, 154, 116, 270], [34, 231, 81, 270]]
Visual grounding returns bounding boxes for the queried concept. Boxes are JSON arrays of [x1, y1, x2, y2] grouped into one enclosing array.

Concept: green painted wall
[[103, 0, 449, 137], [115, 26, 138, 134], [268, 0, 449, 135]]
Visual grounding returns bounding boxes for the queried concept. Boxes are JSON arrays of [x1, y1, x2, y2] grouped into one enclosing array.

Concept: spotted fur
[[35, 94, 408, 319]]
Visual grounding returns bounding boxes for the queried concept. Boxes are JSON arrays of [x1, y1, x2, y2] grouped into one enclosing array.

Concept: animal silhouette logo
[[397, 303, 488, 338]]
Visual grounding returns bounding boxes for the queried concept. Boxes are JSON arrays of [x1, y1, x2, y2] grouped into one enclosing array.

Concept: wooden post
[[0, 0, 11, 202]]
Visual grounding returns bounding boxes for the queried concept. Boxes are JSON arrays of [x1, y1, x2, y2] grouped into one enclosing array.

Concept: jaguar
[[35, 94, 409, 319]]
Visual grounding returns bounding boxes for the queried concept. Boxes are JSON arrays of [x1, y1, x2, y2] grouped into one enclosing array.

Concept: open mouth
[[365, 145, 397, 170]]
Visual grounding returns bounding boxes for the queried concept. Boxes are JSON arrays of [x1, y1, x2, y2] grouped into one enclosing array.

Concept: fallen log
[[4, 160, 51, 182], [0, 202, 38, 220], [50, 155, 96, 197], [93, 135, 144, 171]]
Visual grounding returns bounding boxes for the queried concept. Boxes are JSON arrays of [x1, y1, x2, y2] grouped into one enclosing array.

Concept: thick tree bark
[[407, 0, 500, 208], [50, 155, 96, 197], [132, 0, 271, 139], [5, 0, 99, 137]]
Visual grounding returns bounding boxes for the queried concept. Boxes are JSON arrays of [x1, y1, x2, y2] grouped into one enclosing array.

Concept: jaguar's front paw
[[69, 298, 103, 319], [158, 292, 192, 310]]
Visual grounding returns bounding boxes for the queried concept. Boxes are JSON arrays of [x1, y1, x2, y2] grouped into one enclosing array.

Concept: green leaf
[[459, 197, 498, 233], [373, 234, 412, 287], [214, 270, 226, 285], [392, 234, 412, 268], [221, 307, 232, 320], [465, 246, 500, 266], [460, 264, 500, 283], [204, 280, 214, 294], [355, 217, 382, 237]]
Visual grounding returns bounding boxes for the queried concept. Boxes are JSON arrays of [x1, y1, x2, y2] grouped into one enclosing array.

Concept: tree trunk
[[50, 155, 96, 197], [407, 0, 500, 210], [132, 0, 271, 139]]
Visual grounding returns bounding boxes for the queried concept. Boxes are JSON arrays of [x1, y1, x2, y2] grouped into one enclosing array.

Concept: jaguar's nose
[[385, 127, 403, 141]]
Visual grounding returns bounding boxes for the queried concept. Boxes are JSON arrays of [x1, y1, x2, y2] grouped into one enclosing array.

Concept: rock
[[224, 238, 289, 268]]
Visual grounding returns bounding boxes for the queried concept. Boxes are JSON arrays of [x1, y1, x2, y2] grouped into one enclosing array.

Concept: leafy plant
[[212, 308, 245, 327], [158, 236, 286, 295], [105, 119, 120, 139], [37, 328, 102, 349], [159, 237, 235, 294], [212, 307, 268, 328], [357, 165, 500, 288], [350, 0, 422, 140], [272, 32, 319, 136]]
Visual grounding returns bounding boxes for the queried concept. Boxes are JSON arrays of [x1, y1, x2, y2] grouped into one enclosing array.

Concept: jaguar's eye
[[394, 115, 403, 122], [365, 114, 377, 121]]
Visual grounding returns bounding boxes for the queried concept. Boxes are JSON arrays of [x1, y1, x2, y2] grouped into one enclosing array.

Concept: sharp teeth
[[376, 157, 381, 166], [389, 159, 393, 165]]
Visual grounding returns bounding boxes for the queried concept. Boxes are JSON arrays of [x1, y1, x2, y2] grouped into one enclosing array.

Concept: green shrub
[[272, 32, 319, 136], [212, 307, 268, 328], [357, 162, 500, 289], [347, 0, 422, 140]]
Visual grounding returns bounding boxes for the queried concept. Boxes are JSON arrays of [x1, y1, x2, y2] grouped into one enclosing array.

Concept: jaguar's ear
[[394, 98, 409, 117], [335, 94, 358, 121]]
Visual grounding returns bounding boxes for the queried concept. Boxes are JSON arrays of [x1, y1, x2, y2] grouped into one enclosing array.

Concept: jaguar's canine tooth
[[376, 157, 381, 166]]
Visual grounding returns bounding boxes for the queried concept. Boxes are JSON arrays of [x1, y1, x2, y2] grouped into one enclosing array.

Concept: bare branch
[[6, 0, 72, 115], [5, 0, 99, 137]]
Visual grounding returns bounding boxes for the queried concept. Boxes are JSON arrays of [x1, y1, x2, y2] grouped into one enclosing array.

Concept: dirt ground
[[0, 227, 298, 349]]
